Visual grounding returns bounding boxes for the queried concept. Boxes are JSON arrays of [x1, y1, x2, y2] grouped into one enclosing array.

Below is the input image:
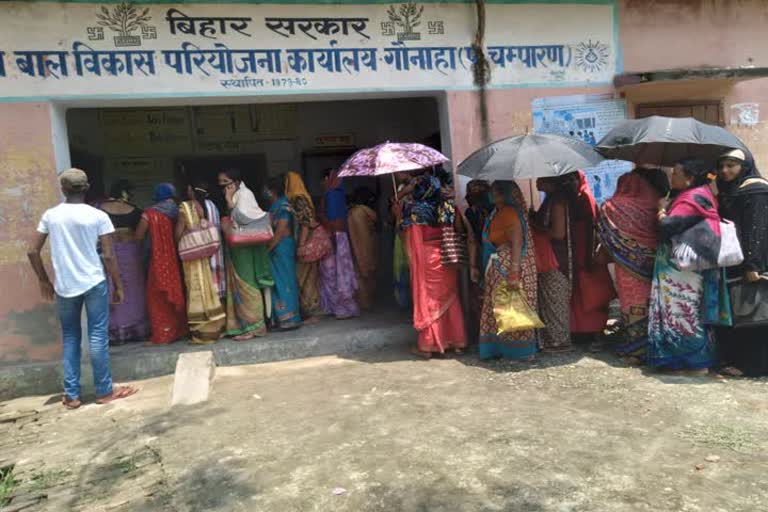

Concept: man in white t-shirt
[[28, 168, 138, 409]]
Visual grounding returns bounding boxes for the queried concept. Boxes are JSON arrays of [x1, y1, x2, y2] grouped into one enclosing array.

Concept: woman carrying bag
[[175, 183, 226, 344], [218, 169, 274, 341], [717, 149, 768, 377], [648, 159, 734, 374]]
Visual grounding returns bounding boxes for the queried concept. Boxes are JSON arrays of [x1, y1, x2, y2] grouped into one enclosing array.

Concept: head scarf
[[232, 181, 267, 224], [465, 179, 493, 242], [664, 183, 721, 265], [717, 149, 766, 198], [286, 172, 313, 207], [153, 183, 176, 202], [400, 173, 442, 228], [596, 170, 662, 279], [151, 183, 179, 219], [466, 179, 492, 208], [285, 171, 316, 226]]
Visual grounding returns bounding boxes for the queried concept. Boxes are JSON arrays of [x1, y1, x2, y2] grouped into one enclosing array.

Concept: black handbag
[[729, 277, 768, 327]]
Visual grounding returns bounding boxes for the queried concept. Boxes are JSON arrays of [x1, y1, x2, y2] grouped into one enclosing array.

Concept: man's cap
[[59, 168, 89, 191]]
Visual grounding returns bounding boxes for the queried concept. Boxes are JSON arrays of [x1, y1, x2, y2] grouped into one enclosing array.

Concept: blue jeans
[[56, 280, 113, 399]]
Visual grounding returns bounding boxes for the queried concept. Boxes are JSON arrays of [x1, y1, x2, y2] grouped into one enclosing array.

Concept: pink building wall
[[0, 103, 62, 363], [449, 0, 768, 168], [3, 0, 768, 364]]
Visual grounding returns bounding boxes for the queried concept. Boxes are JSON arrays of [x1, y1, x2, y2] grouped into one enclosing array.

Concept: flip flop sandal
[[61, 396, 81, 410], [95, 386, 138, 405]]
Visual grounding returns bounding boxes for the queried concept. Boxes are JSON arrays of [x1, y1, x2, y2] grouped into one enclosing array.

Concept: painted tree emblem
[[96, 2, 152, 47], [387, 1, 424, 41]]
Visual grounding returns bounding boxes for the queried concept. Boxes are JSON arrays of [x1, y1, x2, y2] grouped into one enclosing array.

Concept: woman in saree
[[392, 173, 412, 311], [134, 183, 187, 344], [218, 169, 274, 340], [200, 181, 226, 301], [99, 180, 149, 343], [319, 169, 359, 319], [464, 179, 493, 341], [401, 171, 467, 357], [648, 159, 722, 373], [175, 183, 226, 344], [265, 176, 302, 330], [479, 180, 538, 360], [596, 168, 667, 362], [348, 187, 379, 311], [717, 149, 768, 377], [533, 173, 615, 350], [285, 171, 323, 321], [531, 177, 573, 352]]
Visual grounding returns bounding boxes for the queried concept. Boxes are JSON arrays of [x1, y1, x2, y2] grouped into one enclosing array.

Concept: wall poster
[[532, 94, 632, 205]]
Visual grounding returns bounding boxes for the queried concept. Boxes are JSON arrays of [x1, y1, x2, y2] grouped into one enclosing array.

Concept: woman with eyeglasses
[[218, 169, 274, 340]]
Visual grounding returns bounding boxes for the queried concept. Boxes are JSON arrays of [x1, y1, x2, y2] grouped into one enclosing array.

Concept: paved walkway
[[0, 311, 414, 400], [2, 347, 767, 511]]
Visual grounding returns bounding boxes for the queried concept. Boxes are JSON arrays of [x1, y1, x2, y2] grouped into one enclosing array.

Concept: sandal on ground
[[541, 346, 575, 354], [233, 331, 260, 341], [410, 348, 432, 359], [622, 356, 644, 367], [588, 341, 605, 353], [719, 366, 744, 377], [95, 385, 138, 405], [61, 395, 81, 410]]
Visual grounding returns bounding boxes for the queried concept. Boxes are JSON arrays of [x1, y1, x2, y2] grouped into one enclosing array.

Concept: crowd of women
[[96, 147, 768, 378], [394, 149, 768, 378], [97, 169, 378, 346]]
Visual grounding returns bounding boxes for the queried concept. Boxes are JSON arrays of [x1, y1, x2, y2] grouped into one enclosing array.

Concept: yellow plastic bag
[[493, 283, 545, 334]]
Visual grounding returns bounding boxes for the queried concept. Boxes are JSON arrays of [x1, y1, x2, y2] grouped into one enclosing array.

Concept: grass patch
[[678, 425, 759, 453], [26, 468, 71, 493], [114, 456, 140, 474], [0, 466, 16, 506]]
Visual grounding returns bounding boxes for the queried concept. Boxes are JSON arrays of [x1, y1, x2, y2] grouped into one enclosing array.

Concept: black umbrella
[[457, 133, 604, 180], [596, 116, 748, 166]]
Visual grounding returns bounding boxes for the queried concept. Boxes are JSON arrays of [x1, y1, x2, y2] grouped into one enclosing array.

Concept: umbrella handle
[[392, 173, 398, 198], [528, 179, 535, 208]]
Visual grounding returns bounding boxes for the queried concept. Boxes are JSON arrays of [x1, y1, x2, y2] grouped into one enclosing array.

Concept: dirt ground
[[1, 347, 767, 512]]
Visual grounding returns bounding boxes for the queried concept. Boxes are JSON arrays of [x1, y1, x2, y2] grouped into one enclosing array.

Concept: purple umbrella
[[337, 142, 449, 178]]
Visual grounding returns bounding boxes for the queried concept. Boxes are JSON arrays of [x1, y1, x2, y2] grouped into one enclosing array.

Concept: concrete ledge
[[0, 312, 414, 401]]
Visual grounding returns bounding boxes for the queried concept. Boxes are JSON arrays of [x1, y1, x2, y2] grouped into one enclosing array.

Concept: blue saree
[[269, 196, 302, 329]]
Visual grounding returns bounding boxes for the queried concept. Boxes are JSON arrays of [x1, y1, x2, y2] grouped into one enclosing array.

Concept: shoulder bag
[[297, 224, 333, 263], [178, 202, 221, 261], [222, 214, 274, 247]]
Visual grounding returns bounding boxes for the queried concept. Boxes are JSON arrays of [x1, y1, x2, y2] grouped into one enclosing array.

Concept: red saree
[[406, 224, 467, 353], [144, 209, 187, 344], [570, 172, 616, 334]]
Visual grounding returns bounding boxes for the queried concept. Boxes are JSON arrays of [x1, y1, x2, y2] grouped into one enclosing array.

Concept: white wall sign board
[[0, 1, 618, 100], [532, 94, 632, 204]]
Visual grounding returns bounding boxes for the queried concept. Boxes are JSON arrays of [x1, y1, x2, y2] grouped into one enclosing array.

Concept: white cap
[[720, 149, 746, 161]]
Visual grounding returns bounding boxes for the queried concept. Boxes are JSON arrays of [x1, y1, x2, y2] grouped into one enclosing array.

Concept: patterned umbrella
[[337, 142, 449, 178]]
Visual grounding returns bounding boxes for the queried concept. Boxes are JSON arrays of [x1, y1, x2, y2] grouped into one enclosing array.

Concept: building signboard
[[0, 1, 618, 100]]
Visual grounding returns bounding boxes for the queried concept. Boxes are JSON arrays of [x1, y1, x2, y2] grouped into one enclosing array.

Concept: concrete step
[[0, 312, 414, 401]]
